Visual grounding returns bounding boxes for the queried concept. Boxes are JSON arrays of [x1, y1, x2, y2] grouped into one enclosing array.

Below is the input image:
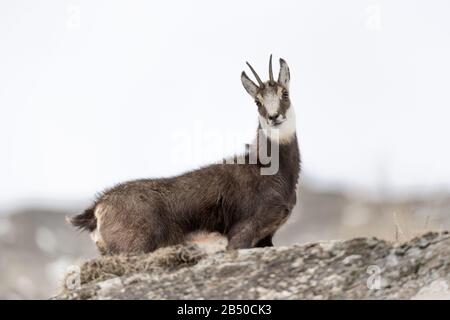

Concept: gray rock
[[55, 232, 450, 300]]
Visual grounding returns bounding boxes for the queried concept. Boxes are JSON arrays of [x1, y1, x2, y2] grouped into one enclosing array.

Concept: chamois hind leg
[[94, 202, 171, 255]]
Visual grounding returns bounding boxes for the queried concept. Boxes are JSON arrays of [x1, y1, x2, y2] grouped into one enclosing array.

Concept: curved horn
[[269, 54, 274, 85], [246, 61, 264, 88]]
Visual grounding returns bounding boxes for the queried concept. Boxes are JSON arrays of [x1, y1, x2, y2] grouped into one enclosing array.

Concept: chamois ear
[[278, 58, 290, 88], [241, 71, 259, 98]]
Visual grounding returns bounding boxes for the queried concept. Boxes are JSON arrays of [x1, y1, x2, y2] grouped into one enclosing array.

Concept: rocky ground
[[2, 188, 450, 299], [55, 232, 450, 300]]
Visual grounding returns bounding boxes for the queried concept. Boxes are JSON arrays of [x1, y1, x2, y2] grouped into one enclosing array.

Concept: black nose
[[268, 113, 279, 121]]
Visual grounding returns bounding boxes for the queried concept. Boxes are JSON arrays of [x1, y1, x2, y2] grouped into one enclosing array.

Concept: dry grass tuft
[[63, 244, 206, 290], [392, 211, 443, 243]]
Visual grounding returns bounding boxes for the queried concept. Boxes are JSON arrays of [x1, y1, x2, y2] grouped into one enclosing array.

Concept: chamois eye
[[282, 90, 289, 100], [255, 100, 262, 108]]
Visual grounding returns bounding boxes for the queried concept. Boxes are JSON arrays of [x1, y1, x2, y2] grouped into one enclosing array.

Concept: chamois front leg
[[227, 206, 289, 250], [226, 219, 257, 250]]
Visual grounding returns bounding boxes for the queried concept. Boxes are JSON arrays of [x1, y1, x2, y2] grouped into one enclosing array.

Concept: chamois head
[[241, 55, 291, 128]]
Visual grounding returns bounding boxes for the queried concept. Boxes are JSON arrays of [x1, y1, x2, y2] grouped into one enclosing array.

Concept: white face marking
[[262, 91, 280, 116], [259, 107, 296, 144]]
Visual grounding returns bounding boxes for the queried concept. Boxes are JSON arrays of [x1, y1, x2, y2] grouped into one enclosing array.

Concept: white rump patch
[[91, 204, 107, 247], [90, 229, 101, 243]]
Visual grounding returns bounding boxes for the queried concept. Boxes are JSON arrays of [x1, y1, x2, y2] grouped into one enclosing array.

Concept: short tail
[[67, 206, 97, 232]]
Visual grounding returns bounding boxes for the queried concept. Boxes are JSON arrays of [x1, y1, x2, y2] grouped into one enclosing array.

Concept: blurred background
[[1, 0, 450, 299]]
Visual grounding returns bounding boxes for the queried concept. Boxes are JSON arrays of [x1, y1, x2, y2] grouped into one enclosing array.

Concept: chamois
[[69, 56, 301, 254]]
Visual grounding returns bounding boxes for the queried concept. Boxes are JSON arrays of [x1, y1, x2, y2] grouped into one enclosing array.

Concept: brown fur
[[69, 57, 301, 255]]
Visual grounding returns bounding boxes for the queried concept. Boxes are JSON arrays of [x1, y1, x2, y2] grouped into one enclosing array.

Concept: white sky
[[1, 0, 450, 208]]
